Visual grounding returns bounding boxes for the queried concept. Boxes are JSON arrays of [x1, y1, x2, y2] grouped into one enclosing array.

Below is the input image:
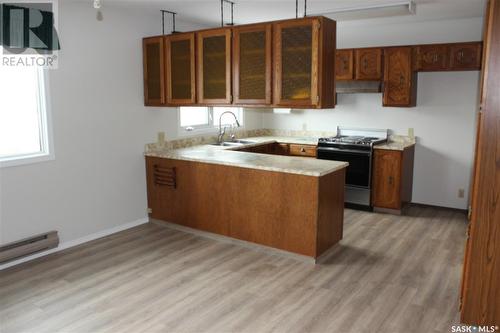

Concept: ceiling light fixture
[[313, 0, 416, 17], [93, 0, 101, 10]]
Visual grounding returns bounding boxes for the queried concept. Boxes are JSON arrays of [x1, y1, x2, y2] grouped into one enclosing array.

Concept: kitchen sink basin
[[210, 140, 257, 147]]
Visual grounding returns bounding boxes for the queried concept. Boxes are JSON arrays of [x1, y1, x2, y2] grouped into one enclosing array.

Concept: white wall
[[0, 4, 170, 245], [262, 17, 484, 209], [0, 2, 263, 246]]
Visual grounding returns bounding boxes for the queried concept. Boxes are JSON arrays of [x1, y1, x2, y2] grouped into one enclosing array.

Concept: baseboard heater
[[0, 231, 59, 264]]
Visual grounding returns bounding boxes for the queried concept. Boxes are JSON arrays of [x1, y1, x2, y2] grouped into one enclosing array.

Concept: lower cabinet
[[236, 142, 316, 157], [288, 144, 317, 157], [372, 147, 415, 213], [145, 156, 345, 258]]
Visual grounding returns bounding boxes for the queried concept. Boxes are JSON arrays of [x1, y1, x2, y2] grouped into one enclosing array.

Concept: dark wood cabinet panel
[[335, 49, 354, 81], [372, 147, 414, 212], [372, 150, 402, 210], [146, 156, 345, 258], [383, 47, 417, 107], [289, 144, 317, 157], [233, 24, 272, 105], [166, 33, 196, 105], [449, 42, 482, 71], [274, 17, 336, 108], [197, 28, 232, 104], [355, 48, 383, 80], [143, 36, 165, 106], [416, 44, 449, 71]]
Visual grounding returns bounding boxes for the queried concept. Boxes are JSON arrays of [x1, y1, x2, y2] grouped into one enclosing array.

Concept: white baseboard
[[0, 217, 149, 271]]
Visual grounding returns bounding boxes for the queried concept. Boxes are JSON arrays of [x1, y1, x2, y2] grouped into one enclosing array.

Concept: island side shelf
[[146, 156, 346, 259]]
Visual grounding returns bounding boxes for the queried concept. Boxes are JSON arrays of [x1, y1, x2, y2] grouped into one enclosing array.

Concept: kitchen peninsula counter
[[145, 137, 348, 261]]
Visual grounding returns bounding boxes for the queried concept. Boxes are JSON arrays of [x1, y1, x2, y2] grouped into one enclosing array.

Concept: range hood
[[336, 81, 382, 94]]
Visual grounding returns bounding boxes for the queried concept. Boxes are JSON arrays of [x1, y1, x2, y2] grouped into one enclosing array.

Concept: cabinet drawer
[[289, 144, 317, 157]]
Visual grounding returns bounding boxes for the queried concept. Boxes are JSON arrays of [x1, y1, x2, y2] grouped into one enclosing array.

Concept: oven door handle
[[317, 147, 372, 156]]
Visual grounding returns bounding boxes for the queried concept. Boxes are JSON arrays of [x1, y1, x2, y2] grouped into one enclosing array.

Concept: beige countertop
[[374, 135, 416, 151], [145, 136, 348, 177]]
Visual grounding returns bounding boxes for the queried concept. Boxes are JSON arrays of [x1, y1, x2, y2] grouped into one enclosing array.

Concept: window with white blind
[[0, 66, 54, 167]]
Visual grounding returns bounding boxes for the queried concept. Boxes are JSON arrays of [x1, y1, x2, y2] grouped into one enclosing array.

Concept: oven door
[[317, 147, 372, 188]]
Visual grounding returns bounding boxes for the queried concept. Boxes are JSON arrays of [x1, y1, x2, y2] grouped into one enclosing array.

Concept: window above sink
[[178, 106, 243, 136]]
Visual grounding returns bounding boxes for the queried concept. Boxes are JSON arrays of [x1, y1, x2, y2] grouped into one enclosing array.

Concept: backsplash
[[145, 128, 413, 152]]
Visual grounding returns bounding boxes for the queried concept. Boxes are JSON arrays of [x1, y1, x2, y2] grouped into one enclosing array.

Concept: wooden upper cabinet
[[197, 28, 232, 104], [143, 36, 165, 106], [274, 17, 336, 108], [355, 48, 382, 80], [383, 47, 417, 107], [233, 24, 272, 105], [166, 33, 196, 105], [336, 49, 354, 80], [449, 42, 482, 71], [416, 44, 449, 71]]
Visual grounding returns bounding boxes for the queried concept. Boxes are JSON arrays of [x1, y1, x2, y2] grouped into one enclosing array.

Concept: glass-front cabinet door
[[143, 36, 165, 106], [233, 24, 272, 105], [273, 18, 320, 107], [166, 32, 196, 105], [197, 28, 232, 104]]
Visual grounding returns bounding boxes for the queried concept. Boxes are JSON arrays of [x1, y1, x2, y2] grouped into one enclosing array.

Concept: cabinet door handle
[[300, 148, 306, 153], [433, 54, 438, 63], [399, 75, 405, 87], [388, 176, 394, 185], [363, 58, 368, 69]]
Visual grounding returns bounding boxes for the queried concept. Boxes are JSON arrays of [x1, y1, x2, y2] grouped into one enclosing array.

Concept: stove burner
[[318, 135, 387, 147]]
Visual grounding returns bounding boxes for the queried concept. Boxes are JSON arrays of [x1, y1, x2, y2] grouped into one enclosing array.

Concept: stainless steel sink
[[210, 140, 256, 147], [210, 142, 244, 147]]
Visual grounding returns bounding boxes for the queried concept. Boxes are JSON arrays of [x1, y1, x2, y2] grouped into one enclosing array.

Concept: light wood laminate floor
[[0, 206, 467, 333]]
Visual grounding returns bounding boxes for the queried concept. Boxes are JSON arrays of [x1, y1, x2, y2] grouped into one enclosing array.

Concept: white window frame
[[178, 106, 244, 137], [0, 68, 55, 168]]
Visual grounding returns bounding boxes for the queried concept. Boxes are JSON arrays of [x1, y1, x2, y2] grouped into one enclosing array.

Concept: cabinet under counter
[[145, 151, 347, 260]]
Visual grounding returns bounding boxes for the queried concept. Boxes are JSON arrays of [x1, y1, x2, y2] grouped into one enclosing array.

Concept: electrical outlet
[[458, 189, 465, 198], [157, 132, 165, 144]]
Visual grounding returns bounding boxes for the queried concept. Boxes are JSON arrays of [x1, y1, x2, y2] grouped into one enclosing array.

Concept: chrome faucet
[[217, 111, 240, 144]]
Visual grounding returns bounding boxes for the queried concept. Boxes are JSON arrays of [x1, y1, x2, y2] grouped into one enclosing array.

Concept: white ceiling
[[83, 0, 487, 29]]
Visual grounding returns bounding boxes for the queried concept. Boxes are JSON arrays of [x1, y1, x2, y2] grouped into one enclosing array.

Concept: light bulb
[[93, 0, 101, 9]]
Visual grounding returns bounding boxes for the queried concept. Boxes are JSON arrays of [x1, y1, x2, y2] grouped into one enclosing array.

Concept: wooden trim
[[197, 28, 232, 105], [461, 0, 500, 326], [232, 23, 272, 105], [166, 32, 196, 105]]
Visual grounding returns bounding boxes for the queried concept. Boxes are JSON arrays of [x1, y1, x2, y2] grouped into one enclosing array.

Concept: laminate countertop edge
[[145, 137, 348, 177]]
